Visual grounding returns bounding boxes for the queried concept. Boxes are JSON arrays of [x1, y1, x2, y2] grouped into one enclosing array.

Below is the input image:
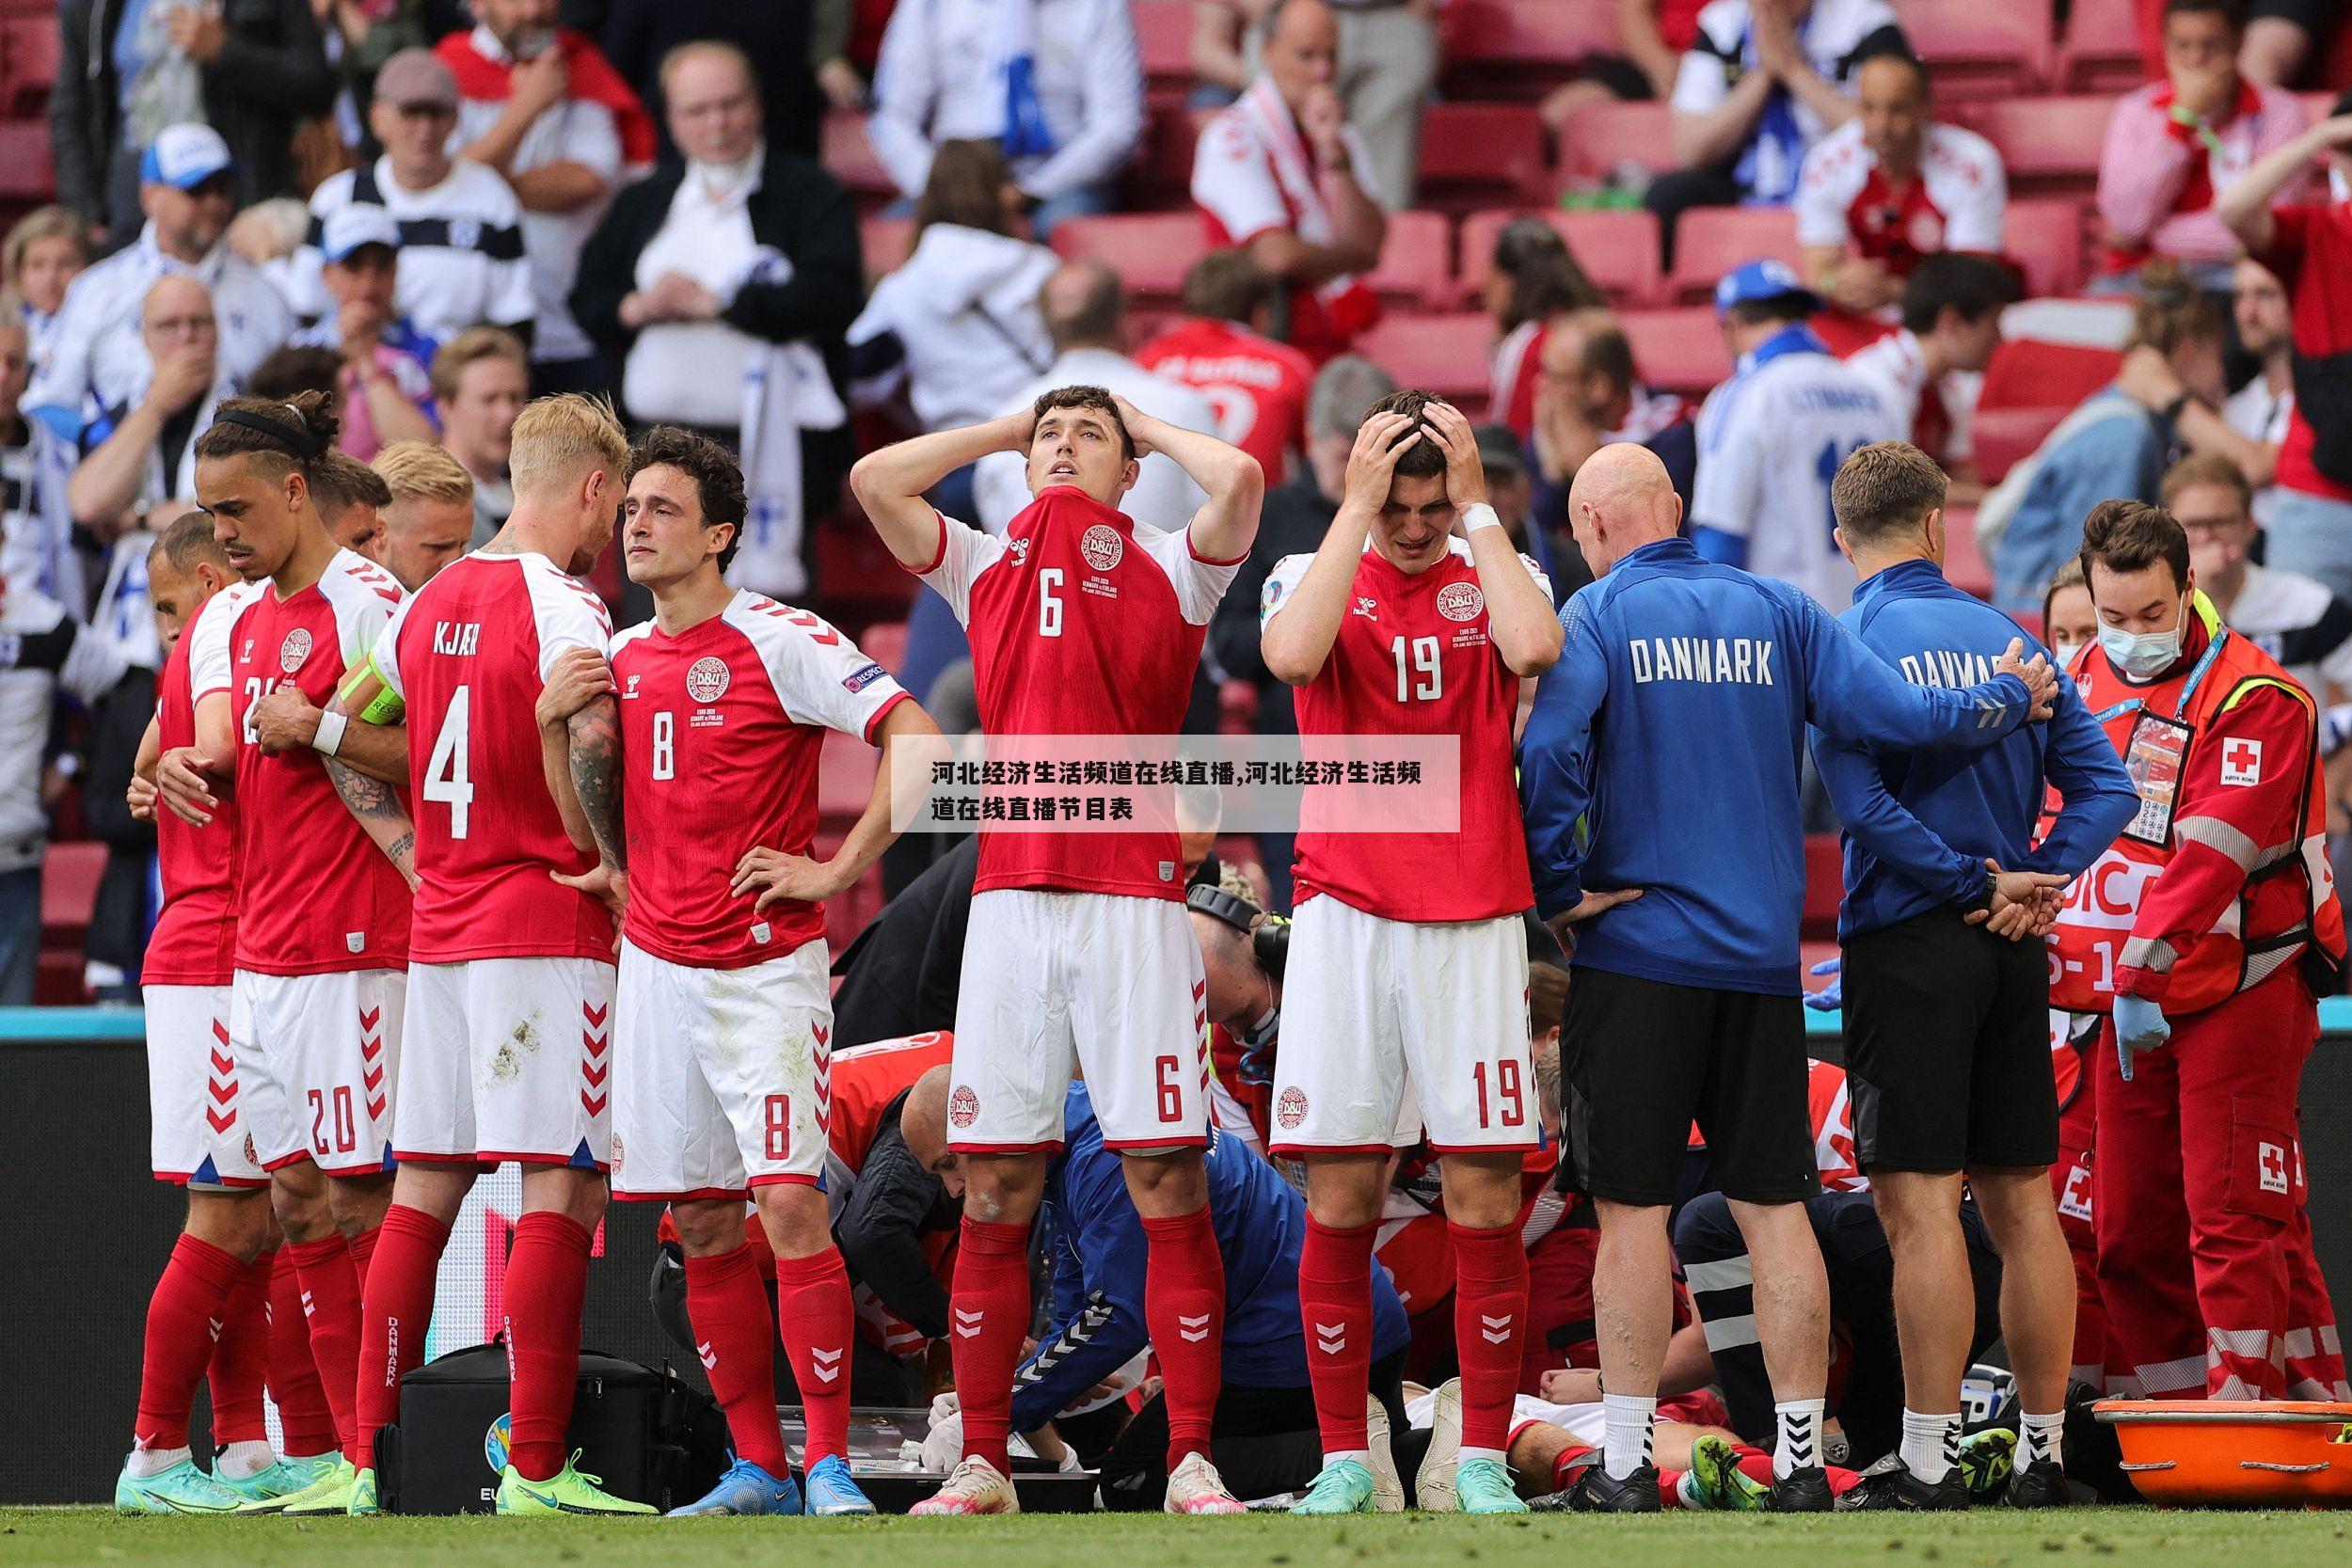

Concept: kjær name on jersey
[[432, 621, 481, 657]]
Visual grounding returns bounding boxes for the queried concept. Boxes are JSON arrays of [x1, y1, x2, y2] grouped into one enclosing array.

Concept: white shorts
[[611, 938, 834, 1199], [1406, 1388, 1605, 1449], [394, 956, 617, 1168], [1271, 898, 1538, 1156], [949, 889, 1209, 1152], [147, 983, 266, 1189], [229, 969, 405, 1177]]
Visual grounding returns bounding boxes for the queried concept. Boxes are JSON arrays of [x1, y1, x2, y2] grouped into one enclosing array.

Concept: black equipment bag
[[377, 1341, 729, 1514]]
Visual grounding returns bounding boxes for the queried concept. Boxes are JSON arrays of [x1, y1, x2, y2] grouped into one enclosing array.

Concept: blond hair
[[373, 440, 475, 507], [428, 325, 528, 406], [3, 205, 85, 291], [508, 394, 628, 501]]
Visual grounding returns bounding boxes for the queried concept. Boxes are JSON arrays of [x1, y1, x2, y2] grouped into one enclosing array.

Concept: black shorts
[[1842, 906, 2058, 1174], [1564, 966, 1819, 1207]]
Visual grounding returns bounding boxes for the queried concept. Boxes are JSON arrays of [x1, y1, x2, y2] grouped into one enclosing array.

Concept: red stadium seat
[[1135, 1, 1195, 101], [860, 215, 914, 280], [1963, 96, 2113, 198], [1553, 101, 1678, 182], [3, 15, 58, 116], [1051, 213, 1206, 308], [1352, 313, 1495, 415], [1130, 105, 1213, 207], [40, 841, 103, 944], [1903, 0, 2053, 101], [1366, 210, 1454, 309], [1979, 337, 2122, 413], [2001, 196, 2090, 298], [2057, 0, 2153, 95], [1941, 505, 1994, 600], [1440, 0, 1618, 102], [1802, 833, 1842, 941], [0, 119, 51, 199], [821, 110, 896, 199], [860, 621, 909, 677], [1668, 206, 1802, 305], [1618, 308, 1731, 399], [1458, 208, 1664, 309], [1417, 103, 1553, 212]]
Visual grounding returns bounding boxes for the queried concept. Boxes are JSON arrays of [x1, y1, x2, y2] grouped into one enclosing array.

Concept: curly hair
[[627, 424, 747, 572]]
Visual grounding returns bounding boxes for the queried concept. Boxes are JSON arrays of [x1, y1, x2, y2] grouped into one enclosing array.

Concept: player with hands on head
[[562, 425, 936, 1517], [851, 381, 1263, 1517], [1258, 389, 1558, 1515]]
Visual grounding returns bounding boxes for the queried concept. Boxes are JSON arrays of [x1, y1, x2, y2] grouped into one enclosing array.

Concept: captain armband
[[338, 655, 406, 725]]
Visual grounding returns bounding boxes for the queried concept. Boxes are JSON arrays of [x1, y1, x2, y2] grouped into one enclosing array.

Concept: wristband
[[1460, 501, 1502, 535], [311, 708, 348, 758]]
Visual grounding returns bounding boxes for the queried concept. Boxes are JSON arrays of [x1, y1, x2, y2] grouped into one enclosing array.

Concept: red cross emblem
[[2222, 738, 2263, 785], [2259, 1139, 2290, 1195]]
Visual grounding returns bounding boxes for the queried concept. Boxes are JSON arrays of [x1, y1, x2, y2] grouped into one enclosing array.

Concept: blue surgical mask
[[2098, 599, 2187, 680]]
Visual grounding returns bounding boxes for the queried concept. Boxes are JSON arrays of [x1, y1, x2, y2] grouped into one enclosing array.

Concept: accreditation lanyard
[[2094, 629, 2229, 847]]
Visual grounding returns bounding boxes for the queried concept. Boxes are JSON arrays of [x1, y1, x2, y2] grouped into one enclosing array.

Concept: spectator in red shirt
[[2219, 98, 2352, 599], [1482, 219, 1603, 444], [1137, 250, 1316, 484], [2095, 0, 2313, 291]]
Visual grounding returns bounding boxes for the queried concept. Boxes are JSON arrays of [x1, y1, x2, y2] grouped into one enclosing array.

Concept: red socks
[[208, 1250, 273, 1445], [502, 1212, 593, 1482], [267, 1247, 337, 1456], [355, 1205, 450, 1471], [1298, 1217, 1377, 1455], [949, 1217, 1034, 1475], [775, 1244, 855, 1465], [284, 1233, 367, 1458], [135, 1234, 247, 1451], [1140, 1207, 1225, 1468], [683, 1244, 790, 1477], [1450, 1221, 1530, 1453]]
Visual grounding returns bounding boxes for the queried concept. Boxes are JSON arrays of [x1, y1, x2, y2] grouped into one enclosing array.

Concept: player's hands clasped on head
[[1992, 637, 2058, 721], [1109, 393, 1156, 459], [1420, 401, 1489, 513], [536, 646, 613, 732], [1342, 412, 1422, 518]]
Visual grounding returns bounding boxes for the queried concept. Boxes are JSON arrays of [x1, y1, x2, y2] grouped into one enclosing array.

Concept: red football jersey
[[373, 551, 613, 963], [915, 488, 1239, 900], [1807, 1058, 1867, 1193], [825, 1031, 956, 1171], [227, 549, 411, 975], [611, 591, 910, 969], [1263, 537, 1545, 923], [145, 582, 261, 987], [1136, 318, 1313, 483]]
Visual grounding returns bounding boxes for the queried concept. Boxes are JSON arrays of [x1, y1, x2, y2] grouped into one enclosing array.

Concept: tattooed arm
[[549, 688, 629, 928], [326, 753, 418, 890], [535, 646, 610, 854], [325, 665, 419, 889]]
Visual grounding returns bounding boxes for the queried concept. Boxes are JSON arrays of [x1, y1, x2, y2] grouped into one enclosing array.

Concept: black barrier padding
[[0, 1041, 701, 1504]]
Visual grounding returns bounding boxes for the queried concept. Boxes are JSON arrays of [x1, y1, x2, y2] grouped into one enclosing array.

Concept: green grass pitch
[[8, 1508, 2352, 1568]]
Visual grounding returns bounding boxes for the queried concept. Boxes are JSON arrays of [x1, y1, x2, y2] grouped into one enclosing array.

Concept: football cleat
[[1414, 1379, 1465, 1513], [115, 1458, 246, 1515], [218, 1454, 337, 1507], [1834, 1453, 1966, 1512], [803, 1454, 877, 1516], [496, 1452, 658, 1515], [1769, 1465, 1835, 1512], [909, 1455, 1020, 1516], [1958, 1427, 2016, 1497], [1565, 1462, 1661, 1513], [234, 1451, 351, 1514], [1290, 1456, 1377, 1514], [1454, 1456, 1528, 1514], [1364, 1395, 1405, 1513], [267, 1456, 359, 1516], [346, 1467, 380, 1516], [1165, 1451, 1247, 1514], [2005, 1460, 2071, 1509], [1682, 1435, 1771, 1512], [667, 1456, 802, 1516]]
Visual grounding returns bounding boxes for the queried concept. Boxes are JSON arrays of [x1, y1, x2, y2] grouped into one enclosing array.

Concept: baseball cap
[[1472, 422, 1526, 481], [322, 204, 401, 263], [374, 47, 459, 111], [139, 124, 234, 191], [1713, 259, 1820, 319]]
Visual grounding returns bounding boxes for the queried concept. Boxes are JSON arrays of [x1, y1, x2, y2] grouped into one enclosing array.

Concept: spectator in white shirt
[[290, 50, 536, 352], [974, 260, 1218, 535], [5, 207, 89, 375], [868, 0, 1144, 239], [65, 276, 235, 541], [439, 0, 658, 393], [1191, 0, 1387, 363], [23, 125, 293, 455], [1794, 50, 2007, 317], [2224, 255, 2294, 521], [3, 211, 89, 613], [2172, 451, 2352, 700], [431, 325, 531, 546], [1650, 0, 1906, 267], [1842, 251, 2017, 499]]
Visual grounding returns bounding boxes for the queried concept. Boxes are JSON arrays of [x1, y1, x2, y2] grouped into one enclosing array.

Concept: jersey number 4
[[423, 685, 476, 838]]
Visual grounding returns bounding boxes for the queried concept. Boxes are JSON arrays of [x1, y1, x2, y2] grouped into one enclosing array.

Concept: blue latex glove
[[2112, 993, 2170, 1081], [1804, 956, 1842, 1011]]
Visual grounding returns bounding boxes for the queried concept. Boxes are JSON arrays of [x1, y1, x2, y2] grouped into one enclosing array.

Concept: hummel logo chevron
[[1312, 1322, 1346, 1355], [208, 1317, 224, 1342], [697, 1339, 717, 1370], [1177, 1312, 1212, 1343], [954, 1308, 985, 1339], [1480, 1312, 1514, 1344], [811, 1346, 843, 1383]]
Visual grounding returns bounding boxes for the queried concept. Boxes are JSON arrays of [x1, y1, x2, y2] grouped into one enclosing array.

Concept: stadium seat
[[1458, 208, 1664, 309], [860, 215, 914, 280], [1050, 213, 1206, 308], [2, 14, 57, 117], [815, 514, 916, 617], [1552, 100, 1678, 183], [1367, 210, 1455, 309], [1439, 0, 1617, 103], [1963, 96, 2113, 198], [820, 110, 897, 199], [1352, 313, 1495, 415], [860, 620, 909, 678], [1668, 206, 1802, 304], [1417, 103, 1552, 212], [1801, 833, 1842, 941], [1941, 505, 1994, 600], [1971, 338, 2123, 481], [1135, 0, 1196, 103], [1903, 0, 2053, 100], [2001, 197, 2090, 299], [0, 119, 50, 200], [39, 841, 103, 946], [1618, 308, 1731, 399], [1130, 105, 1213, 208], [2056, 0, 2153, 95]]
